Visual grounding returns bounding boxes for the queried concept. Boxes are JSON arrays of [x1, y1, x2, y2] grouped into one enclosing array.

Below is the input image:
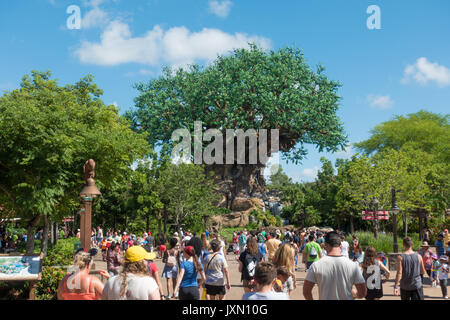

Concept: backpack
[[309, 245, 318, 259], [166, 251, 177, 267], [247, 257, 257, 278]]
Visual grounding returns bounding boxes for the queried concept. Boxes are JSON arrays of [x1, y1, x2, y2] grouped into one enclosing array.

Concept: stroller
[[226, 243, 234, 255]]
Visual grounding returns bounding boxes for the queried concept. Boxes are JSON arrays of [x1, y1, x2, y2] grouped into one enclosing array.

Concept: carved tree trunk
[[208, 163, 266, 210]]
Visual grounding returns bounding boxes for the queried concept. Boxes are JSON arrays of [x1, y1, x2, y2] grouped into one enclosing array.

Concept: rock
[[222, 211, 250, 228], [231, 198, 255, 211]]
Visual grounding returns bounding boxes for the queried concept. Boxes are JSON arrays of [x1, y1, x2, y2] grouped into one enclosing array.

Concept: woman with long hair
[[174, 246, 206, 300], [107, 242, 122, 276], [360, 246, 390, 300], [238, 236, 263, 293], [102, 246, 161, 300], [272, 243, 297, 295], [162, 237, 180, 299], [58, 248, 108, 300]]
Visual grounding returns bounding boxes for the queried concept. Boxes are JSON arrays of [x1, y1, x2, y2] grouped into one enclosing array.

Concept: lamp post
[[372, 197, 379, 239], [79, 159, 101, 251], [390, 188, 400, 253]]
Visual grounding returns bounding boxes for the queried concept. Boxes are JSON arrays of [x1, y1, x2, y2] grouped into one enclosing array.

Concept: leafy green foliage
[[0, 71, 150, 253], [128, 45, 347, 164]]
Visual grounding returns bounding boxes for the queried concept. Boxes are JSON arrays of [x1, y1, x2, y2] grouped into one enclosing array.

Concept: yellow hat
[[125, 246, 156, 263]]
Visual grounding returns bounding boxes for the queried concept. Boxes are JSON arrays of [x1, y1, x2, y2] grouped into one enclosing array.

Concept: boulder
[[231, 198, 255, 211], [222, 211, 250, 228]]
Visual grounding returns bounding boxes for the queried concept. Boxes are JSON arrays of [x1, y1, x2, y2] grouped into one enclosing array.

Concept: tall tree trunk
[[403, 212, 408, 237], [42, 215, 49, 257], [146, 214, 150, 233], [418, 209, 423, 241], [157, 211, 162, 239], [163, 204, 168, 236], [25, 215, 41, 256], [349, 215, 354, 234]]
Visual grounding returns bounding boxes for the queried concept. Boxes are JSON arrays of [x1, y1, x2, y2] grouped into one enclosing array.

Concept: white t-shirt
[[340, 241, 349, 257], [102, 274, 159, 300], [438, 263, 449, 280], [305, 255, 365, 300], [242, 291, 289, 300]]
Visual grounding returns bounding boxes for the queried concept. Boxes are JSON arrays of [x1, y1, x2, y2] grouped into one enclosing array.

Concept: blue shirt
[[435, 240, 444, 255], [180, 260, 203, 288]]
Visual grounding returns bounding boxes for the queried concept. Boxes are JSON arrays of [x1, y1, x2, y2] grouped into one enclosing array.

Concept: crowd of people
[[55, 225, 449, 300]]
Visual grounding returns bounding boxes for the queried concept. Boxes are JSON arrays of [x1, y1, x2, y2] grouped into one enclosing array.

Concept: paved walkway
[[92, 250, 447, 300]]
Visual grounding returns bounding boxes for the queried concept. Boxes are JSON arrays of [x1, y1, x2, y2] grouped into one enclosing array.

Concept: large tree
[[0, 71, 150, 254], [127, 45, 347, 209]]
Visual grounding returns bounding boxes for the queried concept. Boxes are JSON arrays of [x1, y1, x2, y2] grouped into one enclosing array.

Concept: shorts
[[400, 287, 424, 300], [205, 284, 226, 296], [179, 286, 199, 300], [159, 245, 167, 252], [162, 265, 178, 278]]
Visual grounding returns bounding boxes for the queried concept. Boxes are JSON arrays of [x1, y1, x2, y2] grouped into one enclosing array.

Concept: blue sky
[[1, 0, 449, 182]]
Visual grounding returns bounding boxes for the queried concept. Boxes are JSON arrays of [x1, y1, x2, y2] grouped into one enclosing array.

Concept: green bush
[[42, 237, 79, 267], [346, 231, 421, 254], [0, 281, 29, 300], [35, 267, 66, 300]]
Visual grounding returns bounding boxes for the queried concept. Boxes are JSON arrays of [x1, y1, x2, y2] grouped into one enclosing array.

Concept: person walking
[[174, 246, 206, 300], [418, 241, 433, 284], [394, 237, 426, 300], [202, 239, 231, 300], [102, 246, 161, 300], [238, 236, 263, 293], [302, 231, 367, 300], [107, 242, 122, 277], [162, 237, 180, 299], [238, 231, 248, 254], [272, 244, 296, 296], [303, 234, 322, 270], [360, 246, 390, 300], [266, 232, 281, 262], [57, 248, 108, 300], [340, 234, 349, 259], [437, 255, 448, 299], [435, 233, 445, 258]]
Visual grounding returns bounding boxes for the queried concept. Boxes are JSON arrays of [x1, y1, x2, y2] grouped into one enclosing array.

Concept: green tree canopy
[[0, 71, 150, 253]]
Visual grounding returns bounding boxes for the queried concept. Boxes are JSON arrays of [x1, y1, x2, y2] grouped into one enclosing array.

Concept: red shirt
[[147, 262, 158, 276]]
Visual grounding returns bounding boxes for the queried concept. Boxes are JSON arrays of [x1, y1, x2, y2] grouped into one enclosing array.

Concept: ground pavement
[[91, 250, 447, 300]]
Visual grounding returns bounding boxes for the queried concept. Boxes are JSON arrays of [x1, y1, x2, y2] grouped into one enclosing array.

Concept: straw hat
[[421, 241, 429, 247]]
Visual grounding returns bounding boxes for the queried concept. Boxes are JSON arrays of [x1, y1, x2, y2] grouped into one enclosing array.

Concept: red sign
[[62, 217, 74, 223], [362, 211, 389, 220]]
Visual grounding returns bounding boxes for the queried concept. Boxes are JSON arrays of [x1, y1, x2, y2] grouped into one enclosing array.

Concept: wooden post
[[81, 198, 92, 251]]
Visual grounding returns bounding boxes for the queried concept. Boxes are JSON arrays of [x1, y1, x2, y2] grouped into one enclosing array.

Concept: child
[[320, 243, 327, 257], [438, 256, 448, 299], [377, 252, 387, 276], [431, 254, 440, 287], [242, 262, 289, 300], [274, 266, 290, 293]]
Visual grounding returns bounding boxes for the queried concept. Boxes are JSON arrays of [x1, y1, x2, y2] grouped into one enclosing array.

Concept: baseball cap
[[439, 255, 448, 262], [431, 254, 438, 260], [125, 246, 156, 262]]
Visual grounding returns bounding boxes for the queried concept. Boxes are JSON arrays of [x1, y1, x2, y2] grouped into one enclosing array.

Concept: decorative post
[[79, 159, 101, 251], [372, 197, 379, 240], [390, 188, 400, 253]]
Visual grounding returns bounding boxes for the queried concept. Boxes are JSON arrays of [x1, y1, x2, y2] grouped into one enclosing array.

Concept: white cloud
[[335, 144, 354, 159], [402, 57, 450, 87], [75, 21, 271, 67], [367, 94, 394, 109], [82, 6, 109, 29], [208, 0, 233, 18], [300, 166, 319, 181]]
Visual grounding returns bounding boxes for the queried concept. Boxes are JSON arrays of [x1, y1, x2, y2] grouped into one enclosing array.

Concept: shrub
[[346, 231, 422, 254], [42, 237, 79, 267], [35, 267, 66, 300]]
